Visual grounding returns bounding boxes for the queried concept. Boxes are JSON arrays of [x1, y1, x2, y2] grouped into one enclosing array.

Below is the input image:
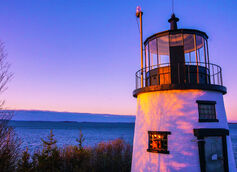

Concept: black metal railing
[[135, 62, 223, 89]]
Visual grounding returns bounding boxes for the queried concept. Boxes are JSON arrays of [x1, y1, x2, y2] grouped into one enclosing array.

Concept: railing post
[[205, 64, 209, 84], [163, 66, 165, 84], [157, 66, 159, 85], [220, 68, 223, 86], [212, 64, 215, 85]]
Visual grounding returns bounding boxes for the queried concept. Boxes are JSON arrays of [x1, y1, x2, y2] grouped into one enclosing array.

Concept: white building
[[131, 13, 236, 172]]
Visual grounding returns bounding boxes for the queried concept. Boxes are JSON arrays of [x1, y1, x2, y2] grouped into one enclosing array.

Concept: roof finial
[[168, 13, 179, 30]]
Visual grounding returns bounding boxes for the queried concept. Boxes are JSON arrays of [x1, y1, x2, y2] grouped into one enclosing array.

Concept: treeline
[[0, 126, 132, 172]]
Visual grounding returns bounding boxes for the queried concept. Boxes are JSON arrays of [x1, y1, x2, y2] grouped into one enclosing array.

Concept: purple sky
[[1, 1, 237, 121]]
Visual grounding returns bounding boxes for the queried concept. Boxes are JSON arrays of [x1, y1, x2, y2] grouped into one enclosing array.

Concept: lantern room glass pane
[[157, 35, 169, 65], [196, 35, 205, 66], [169, 34, 183, 47], [149, 39, 158, 69], [183, 34, 196, 64], [196, 35, 205, 50], [205, 40, 209, 64]]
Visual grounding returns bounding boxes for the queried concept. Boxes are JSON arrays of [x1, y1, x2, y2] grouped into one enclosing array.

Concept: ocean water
[[9, 121, 135, 152], [8, 121, 237, 165], [229, 123, 237, 164]]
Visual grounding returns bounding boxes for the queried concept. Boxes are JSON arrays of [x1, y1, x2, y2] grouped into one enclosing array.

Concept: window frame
[[147, 131, 171, 154], [196, 100, 218, 122]]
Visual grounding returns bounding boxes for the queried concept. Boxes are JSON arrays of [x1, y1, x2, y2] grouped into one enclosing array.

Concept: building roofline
[[144, 29, 208, 45]]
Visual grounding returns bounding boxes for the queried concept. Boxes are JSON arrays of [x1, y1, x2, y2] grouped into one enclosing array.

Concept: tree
[[32, 130, 61, 172], [41, 130, 57, 154], [17, 148, 32, 172], [0, 42, 12, 104], [76, 130, 85, 151], [0, 42, 18, 172]]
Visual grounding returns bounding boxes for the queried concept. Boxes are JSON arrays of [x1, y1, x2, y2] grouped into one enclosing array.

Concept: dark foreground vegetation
[[0, 119, 132, 172]]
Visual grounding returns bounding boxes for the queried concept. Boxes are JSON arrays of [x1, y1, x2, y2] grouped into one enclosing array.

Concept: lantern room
[[145, 29, 208, 70], [133, 14, 226, 97]]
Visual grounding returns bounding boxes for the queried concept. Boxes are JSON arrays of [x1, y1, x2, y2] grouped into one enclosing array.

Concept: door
[[204, 136, 225, 172]]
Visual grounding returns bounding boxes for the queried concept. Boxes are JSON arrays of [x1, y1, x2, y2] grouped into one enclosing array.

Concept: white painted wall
[[131, 89, 236, 172]]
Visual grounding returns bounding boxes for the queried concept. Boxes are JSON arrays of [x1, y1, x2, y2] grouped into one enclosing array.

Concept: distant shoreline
[[2, 110, 135, 123], [7, 120, 237, 124], [7, 120, 135, 124]]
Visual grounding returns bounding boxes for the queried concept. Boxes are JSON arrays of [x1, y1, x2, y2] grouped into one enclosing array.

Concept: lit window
[[196, 100, 218, 122], [147, 131, 171, 154]]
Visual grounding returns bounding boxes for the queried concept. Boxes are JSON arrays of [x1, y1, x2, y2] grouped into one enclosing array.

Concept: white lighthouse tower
[[131, 11, 236, 172]]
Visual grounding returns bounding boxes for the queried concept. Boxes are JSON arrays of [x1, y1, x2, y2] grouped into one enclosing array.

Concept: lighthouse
[[131, 11, 236, 172]]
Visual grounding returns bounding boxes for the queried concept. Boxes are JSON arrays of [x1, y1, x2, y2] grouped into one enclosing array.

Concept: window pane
[[157, 36, 169, 65], [170, 34, 183, 47], [196, 35, 205, 66], [198, 103, 216, 120], [185, 53, 191, 64], [148, 131, 170, 153], [149, 39, 158, 69], [183, 34, 196, 64], [205, 40, 209, 64]]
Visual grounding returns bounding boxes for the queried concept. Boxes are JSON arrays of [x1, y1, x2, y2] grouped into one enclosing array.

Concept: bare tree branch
[[0, 41, 19, 171]]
